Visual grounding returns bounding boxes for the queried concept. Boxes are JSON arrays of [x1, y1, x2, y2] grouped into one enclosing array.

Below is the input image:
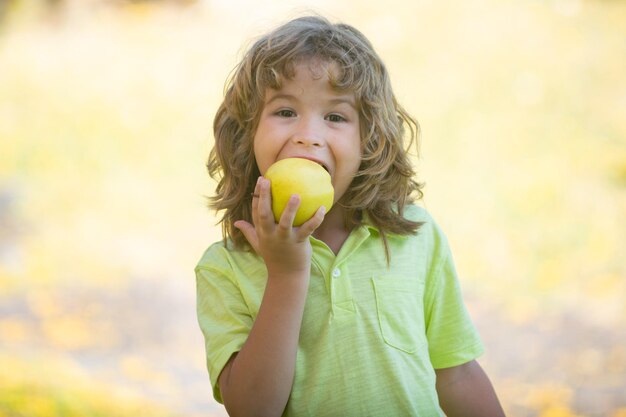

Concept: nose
[[292, 117, 325, 147], [293, 135, 323, 147]]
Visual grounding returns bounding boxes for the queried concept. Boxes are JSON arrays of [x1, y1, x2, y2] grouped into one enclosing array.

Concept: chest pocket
[[372, 277, 426, 354]]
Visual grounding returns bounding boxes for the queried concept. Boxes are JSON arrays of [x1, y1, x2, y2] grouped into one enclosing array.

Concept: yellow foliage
[[526, 383, 574, 410], [40, 315, 96, 350], [612, 409, 626, 417], [503, 296, 541, 325], [534, 258, 567, 292], [27, 290, 63, 318], [539, 405, 584, 417], [0, 354, 183, 417], [584, 272, 624, 298], [0, 319, 32, 345], [120, 355, 172, 387]]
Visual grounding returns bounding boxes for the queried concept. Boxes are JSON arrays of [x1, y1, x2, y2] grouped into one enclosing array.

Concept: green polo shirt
[[196, 205, 484, 416]]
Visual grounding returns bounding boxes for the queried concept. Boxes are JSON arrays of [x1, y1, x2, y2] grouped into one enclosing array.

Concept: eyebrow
[[265, 93, 357, 109], [265, 93, 295, 105]]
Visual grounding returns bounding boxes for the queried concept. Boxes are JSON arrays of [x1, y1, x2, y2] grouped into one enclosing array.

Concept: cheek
[[252, 145, 267, 175], [251, 134, 265, 173], [252, 135, 276, 175]]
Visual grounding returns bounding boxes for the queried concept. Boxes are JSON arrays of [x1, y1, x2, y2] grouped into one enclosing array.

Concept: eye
[[326, 113, 346, 123], [276, 109, 296, 118]]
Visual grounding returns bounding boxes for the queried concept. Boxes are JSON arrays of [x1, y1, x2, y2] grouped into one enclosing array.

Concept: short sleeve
[[195, 250, 253, 403], [423, 238, 484, 369]]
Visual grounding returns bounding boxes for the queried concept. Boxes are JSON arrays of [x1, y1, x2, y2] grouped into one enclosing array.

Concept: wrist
[[265, 257, 311, 280], [266, 266, 311, 285]]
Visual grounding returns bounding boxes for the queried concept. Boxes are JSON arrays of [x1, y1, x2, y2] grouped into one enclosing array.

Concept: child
[[196, 15, 505, 417]]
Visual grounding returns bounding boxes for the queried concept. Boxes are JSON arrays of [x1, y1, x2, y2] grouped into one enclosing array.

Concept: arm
[[218, 272, 308, 417], [218, 177, 324, 417], [435, 360, 506, 417]]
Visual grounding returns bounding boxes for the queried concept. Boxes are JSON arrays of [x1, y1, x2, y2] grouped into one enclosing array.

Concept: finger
[[277, 194, 300, 234], [256, 177, 275, 227], [295, 205, 326, 241], [234, 220, 260, 253], [250, 177, 262, 227]]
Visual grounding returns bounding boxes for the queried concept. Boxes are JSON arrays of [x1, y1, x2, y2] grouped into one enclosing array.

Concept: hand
[[234, 177, 326, 277]]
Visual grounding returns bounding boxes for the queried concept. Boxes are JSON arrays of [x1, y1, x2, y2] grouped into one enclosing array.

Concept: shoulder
[[389, 205, 454, 272], [401, 204, 447, 242], [402, 204, 433, 224], [195, 240, 267, 313], [195, 239, 260, 274], [195, 240, 229, 273]]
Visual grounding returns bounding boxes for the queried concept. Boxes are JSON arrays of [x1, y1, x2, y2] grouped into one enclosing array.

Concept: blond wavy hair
[[207, 15, 424, 258]]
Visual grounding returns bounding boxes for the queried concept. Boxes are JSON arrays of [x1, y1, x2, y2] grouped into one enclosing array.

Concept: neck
[[312, 205, 354, 255]]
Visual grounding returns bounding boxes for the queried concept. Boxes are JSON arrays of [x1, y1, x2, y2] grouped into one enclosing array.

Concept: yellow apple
[[264, 158, 334, 226]]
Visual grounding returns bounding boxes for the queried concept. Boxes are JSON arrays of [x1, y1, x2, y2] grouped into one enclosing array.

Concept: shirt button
[[332, 268, 341, 278]]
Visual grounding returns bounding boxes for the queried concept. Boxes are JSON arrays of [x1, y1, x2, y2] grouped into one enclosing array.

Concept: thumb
[[234, 220, 259, 253]]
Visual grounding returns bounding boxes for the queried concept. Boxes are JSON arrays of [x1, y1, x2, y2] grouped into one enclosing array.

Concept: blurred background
[[0, 0, 624, 416]]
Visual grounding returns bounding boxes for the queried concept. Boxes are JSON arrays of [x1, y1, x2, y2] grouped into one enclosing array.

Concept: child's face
[[254, 60, 361, 205]]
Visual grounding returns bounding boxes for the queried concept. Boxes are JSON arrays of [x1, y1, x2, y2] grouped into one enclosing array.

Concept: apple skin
[[264, 158, 334, 226]]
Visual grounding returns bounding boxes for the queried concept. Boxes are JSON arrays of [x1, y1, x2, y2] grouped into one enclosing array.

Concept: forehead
[[264, 59, 356, 102]]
